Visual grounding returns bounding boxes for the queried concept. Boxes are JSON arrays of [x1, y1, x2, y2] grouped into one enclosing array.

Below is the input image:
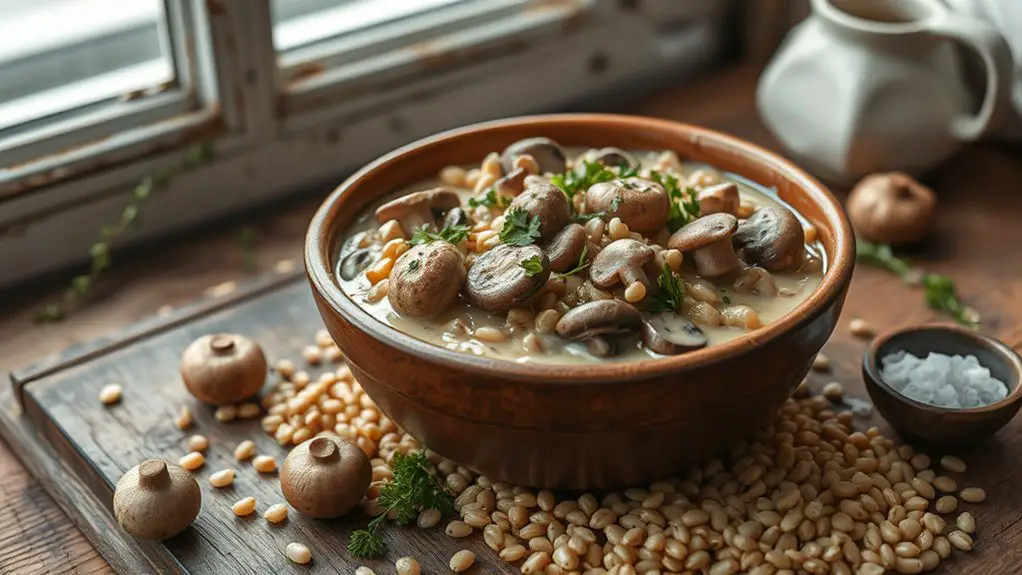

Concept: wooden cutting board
[[2, 268, 1022, 574]]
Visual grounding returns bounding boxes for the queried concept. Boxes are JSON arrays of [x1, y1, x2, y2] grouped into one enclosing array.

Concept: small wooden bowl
[[863, 324, 1022, 447], [306, 114, 855, 489]]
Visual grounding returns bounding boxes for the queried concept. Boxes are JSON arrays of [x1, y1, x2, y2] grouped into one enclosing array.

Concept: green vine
[[36, 142, 215, 323]]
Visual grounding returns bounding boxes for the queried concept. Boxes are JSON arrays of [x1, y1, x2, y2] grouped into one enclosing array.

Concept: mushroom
[[339, 247, 379, 281], [641, 312, 708, 355], [374, 187, 462, 236], [585, 178, 670, 234], [180, 333, 267, 405], [500, 137, 567, 175], [667, 213, 741, 278], [586, 336, 617, 358], [389, 242, 466, 317], [494, 167, 529, 197], [590, 239, 656, 290], [545, 223, 587, 272], [340, 230, 370, 259], [697, 182, 740, 217], [113, 459, 201, 540], [506, 183, 571, 240], [443, 206, 471, 228], [280, 436, 372, 518], [555, 300, 642, 341], [562, 280, 614, 307], [732, 207, 805, 272], [578, 147, 637, 172], [846, 172, 936, 244], [465, 244, 550, 312]]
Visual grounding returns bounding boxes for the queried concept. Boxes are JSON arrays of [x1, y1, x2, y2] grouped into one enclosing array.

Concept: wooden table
[[1, 64, 1021, 574]]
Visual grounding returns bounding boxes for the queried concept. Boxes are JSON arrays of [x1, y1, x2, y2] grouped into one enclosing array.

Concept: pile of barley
[[261, 333, 983, 575]]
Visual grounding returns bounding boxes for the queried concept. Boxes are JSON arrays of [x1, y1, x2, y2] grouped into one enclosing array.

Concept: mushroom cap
[[500, 137, 567, 175], [338, 247, 379, 281], [374, 187, 462, 231], [641, 312, 708, 355], [732, 206, 805, 272], [846, 172, 936, 244], [667, 213, 739, 251], [465, 244, 550, 312], [494, 167, 529, 197], [555, 300, 642, 340], [697, 182, 741, 217], [388, 242, 466, 317], [577, 147, 637, 172], [180, 334, 267, 405], [585, 178, 670, 234], [507, 183, 572, 240], [589, 238, 656, 289], [281, 436, 372, 518], [545, 223, 587, 272], [113, 459, 201, 540]]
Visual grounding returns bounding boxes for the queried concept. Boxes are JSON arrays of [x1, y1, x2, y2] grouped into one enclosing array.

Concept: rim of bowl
[[305, 113, 855, 384], [864, 323, 1022, 415]]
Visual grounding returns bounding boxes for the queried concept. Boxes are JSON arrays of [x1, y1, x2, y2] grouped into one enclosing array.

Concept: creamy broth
[[337, 146, 824, 364]]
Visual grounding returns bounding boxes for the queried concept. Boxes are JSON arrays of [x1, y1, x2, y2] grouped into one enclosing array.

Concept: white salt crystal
[[880, 350, 1009, 408]]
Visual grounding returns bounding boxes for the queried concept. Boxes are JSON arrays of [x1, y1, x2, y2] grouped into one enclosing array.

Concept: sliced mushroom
[[641, 312, 708, 355], [555, 300, 642, 340], [697, 183, 740, 217], [443, 206, 471, 228], [340, 231, 369, 259], [465, 244, 550, 312], [578, 147, 637, 173], [732, 207, 805, 272], [590, 239, 656, 289], [507, 183, 571, 240], [585, 178, 670, 234], [493, 167, 529, 197], [374, 187, 462, 236], [545, 223, 587, 272], [339, 248, 378, 281], [500, 137, 567, 175], [562, 280, 614, 307], [732, 266, 778, 295], [667, 213, 740, 278], [389, 242, 466, 317]]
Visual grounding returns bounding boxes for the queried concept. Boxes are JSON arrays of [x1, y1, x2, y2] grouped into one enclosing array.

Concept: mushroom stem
[[692, 239, 740, 278], [138, 459, 170, 489], [309, 437, 339, 462], [619, 267, 649, 288], [209, 334, 235, 353]]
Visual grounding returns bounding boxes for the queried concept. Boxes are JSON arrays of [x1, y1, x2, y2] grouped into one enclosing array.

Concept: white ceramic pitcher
[[757, 0, 1014, 184]]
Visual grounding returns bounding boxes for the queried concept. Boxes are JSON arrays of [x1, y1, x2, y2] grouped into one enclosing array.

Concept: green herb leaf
[[572, 211, 605, 223], [650, 171, 700, 231], [467, 188, 510, 209], [499, 208, 542, 246], [348, 523, 386, 559], [519, 255, 545, 277], [649, 264, 684, 314], [408, 224, 471, 247], [550, 161, 617, 201], [721, 295, 732, 305], [856, 239, 979, 326], [609, 195, 622, 213], [409, 260, 420, 271], [552, 244, 590, 280], [619, 164, 641, 178]]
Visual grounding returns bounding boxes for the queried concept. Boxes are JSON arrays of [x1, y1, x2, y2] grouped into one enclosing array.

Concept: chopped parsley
[[721, 295, 732, 305], [649, 264, 684, 314], [619, 164, 641, 178], [552, 245, 590, 280], [499, 208, 542, 246], [609, 195, 623, 212], [467, 187, 510, 209], [408, 260, 420, 271], [519, 255, 545, 277], [650, 170, 700, 231], [572, 211, 605, 223], [550, 160, 618, 200], [407, 224, 471, 247]]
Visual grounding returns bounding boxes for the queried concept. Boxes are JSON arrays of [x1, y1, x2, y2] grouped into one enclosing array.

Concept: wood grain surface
[[1, 64, 1021, 573]]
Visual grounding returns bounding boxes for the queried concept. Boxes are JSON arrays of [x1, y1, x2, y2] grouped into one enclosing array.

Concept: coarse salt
[[880, 350, 1008, 408]]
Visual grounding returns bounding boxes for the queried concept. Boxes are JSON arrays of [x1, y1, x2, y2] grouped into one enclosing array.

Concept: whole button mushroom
[[585, 178, 670, 234], [732, 206, 805, 272], [642, 312, 708, 355], [667, 213, 741, 278], [506, 183, 571, 240], [389, 242, 466, 317], [697, 182, 741, 217], [375, 187, 462, 236], [846, 172, 936, 244], [555, 300, 643, 350], [281, 436, 372, 518], [113, 459, 201, 540], [545, 223, 588, 272], [181, 333, 267, 405], [465, 244, 550, 312], [590, 239, 656, 290], [500, 137, 567, 175]]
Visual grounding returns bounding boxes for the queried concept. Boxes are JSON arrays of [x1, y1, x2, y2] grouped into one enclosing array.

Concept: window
[[0, 0, 734, 289]]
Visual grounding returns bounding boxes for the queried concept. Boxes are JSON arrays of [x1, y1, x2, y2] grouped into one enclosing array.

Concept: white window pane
[[0, 0, 174, 134]]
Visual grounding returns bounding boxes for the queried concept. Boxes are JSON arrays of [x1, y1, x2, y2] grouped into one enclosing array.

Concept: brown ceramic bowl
[[863, 324, 1022, 447], [305, 114, 854, 489]]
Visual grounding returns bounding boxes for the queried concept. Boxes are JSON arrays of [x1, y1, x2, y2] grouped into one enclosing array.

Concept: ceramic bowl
[[305, 114, 855, 489], [862, 324, 1022, 447]]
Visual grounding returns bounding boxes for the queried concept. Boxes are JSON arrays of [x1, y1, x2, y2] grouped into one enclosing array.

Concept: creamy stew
[[336, 139, 825, 364]]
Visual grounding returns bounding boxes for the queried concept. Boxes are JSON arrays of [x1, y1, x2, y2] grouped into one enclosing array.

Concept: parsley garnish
[[519, 255, 544, 277], [610, 195, 623, 212], [572, 211, 605, 223], [550, 160, 617, 200], [650, 171, 700, 231], [407, 224, 471, 247], [856, 240, 979, 326], [552, 245, 590, 280], [468, 188, 510, 209], [649, 264, 684, 314], [499, 208, 542, 246], [347, 452, 454, 558], [619, 164, 641, 178], [408, 260, 420, 271], [721, 295, 732, 305]]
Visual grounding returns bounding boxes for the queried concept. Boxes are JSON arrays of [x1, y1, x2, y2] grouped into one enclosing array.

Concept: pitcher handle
[[926, 13, 1013, 141]]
